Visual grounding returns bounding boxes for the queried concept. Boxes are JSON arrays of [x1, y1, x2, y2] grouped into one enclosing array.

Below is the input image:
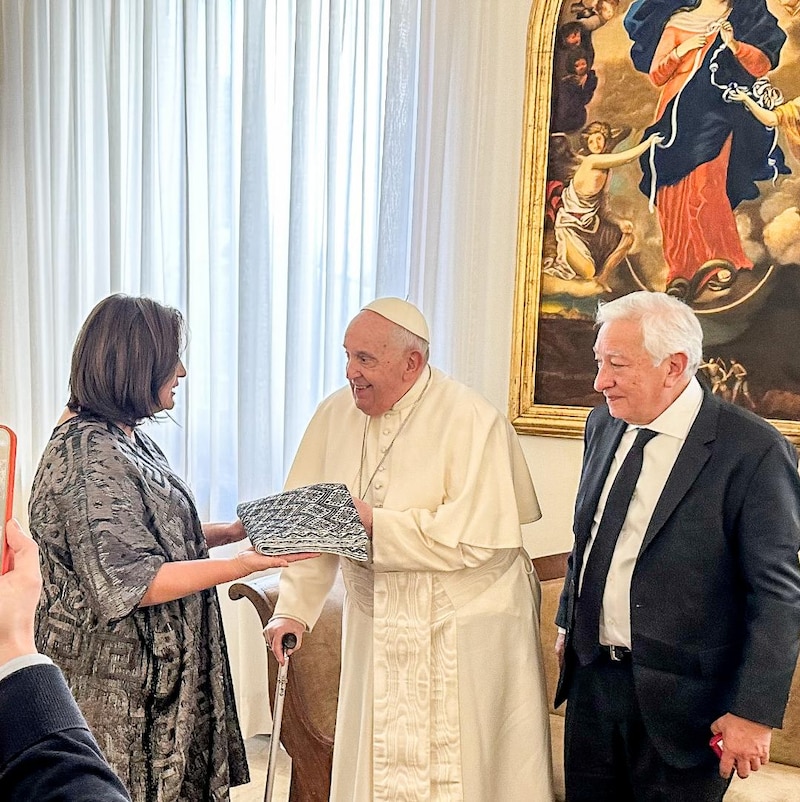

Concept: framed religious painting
[[510, 0, 800, 443]]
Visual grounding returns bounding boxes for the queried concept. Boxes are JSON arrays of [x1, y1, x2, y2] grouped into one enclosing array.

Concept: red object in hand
[[710, 733, 724, 758], [0, 425, 17, 576]]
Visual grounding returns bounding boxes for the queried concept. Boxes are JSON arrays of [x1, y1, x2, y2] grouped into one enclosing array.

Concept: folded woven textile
[[237, 482, 369, 561]]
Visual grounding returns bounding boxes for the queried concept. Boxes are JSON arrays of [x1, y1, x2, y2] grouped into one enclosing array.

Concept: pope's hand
[[352, 496, 374, 538], [264, 617, 305, 666]]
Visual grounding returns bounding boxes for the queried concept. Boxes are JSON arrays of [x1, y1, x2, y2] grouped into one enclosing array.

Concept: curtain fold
[[0, 0, 408, 523], [0, 0, 530, 739]]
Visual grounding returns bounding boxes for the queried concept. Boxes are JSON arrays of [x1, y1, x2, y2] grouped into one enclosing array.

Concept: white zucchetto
[[361, 297, 430, 343]]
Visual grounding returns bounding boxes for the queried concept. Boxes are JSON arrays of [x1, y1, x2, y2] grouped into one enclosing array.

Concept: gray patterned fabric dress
[[29, 417, 249, 801]]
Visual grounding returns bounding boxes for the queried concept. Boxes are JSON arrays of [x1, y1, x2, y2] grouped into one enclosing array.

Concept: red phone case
[[710, 733, 724, 758], [0, 425, 17, 575]]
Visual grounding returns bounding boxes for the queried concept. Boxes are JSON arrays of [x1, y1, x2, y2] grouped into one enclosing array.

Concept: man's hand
[[555, 631, 567, 671], [710, 712, 772, 779], [0, 520, 42, 666], [264, 617, 306, 666], [352, 497, 374, 538]]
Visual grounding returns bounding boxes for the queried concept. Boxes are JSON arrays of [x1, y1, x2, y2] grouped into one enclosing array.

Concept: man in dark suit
[[555, 291, 800, 801], [0, 519, 130, 801]]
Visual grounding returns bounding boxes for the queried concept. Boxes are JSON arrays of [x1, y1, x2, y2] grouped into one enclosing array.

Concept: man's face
[[565, 30, 581, 46], [574, 58, 589, 76], [593, 319, 675, 425], [344, 311, 416, 417]]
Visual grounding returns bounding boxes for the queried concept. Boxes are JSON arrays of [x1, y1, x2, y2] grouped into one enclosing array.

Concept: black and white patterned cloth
[[237, 482, 369, 561]]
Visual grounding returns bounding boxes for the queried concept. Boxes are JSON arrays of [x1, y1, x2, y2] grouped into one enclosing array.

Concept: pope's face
[[344, 311, 415, 417], [593, 319, 675, 425]]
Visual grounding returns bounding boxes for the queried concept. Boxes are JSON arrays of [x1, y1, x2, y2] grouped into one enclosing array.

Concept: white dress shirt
[[581, 377, 704, 648]]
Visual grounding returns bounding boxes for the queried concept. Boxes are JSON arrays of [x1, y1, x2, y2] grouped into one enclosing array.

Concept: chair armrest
[[532, 552, 569, 582], [228, 573, 281, 629]]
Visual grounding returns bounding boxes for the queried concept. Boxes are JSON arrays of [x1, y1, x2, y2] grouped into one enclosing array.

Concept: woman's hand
[[675, 33, 707, 59], [720, 21, 739, 53], [234, 548, 319, 577]]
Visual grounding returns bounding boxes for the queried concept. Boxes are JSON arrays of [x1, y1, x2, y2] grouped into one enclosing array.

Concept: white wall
[[433, 0, 582, 560]]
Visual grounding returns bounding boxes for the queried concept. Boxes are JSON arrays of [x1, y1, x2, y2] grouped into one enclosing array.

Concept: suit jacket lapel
[[640, 389, 719, 555], [575, 412, 626, 559]]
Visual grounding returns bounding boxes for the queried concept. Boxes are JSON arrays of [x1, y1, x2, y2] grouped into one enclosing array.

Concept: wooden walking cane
[[264, 632, 297, 802]]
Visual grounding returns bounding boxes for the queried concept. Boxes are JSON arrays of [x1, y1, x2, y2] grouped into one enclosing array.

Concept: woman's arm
[[649, 28, 706, 87], [720, 21, 771, 78], [138, 550, 318, 606], [202, 520, 246, 548]]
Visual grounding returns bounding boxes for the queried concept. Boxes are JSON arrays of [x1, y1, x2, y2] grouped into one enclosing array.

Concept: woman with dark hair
[[29, 294, 316, 801]]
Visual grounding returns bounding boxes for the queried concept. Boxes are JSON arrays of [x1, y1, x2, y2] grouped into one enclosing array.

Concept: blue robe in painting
[[624, 0, 789, 209]]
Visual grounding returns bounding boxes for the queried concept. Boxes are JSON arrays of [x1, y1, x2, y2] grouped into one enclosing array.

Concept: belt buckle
[[608, 645, 626, 662]]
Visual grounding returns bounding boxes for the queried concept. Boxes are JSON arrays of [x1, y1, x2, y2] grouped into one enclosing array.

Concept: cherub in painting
[[730, 83, 800, 160], [542, 123, 663, 298]]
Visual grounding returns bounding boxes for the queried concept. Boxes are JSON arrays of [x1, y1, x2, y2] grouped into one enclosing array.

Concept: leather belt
[[601, 644, 631, 662]]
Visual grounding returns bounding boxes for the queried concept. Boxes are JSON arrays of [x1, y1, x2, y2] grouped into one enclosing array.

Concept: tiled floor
[[230, 735, 292, 802]]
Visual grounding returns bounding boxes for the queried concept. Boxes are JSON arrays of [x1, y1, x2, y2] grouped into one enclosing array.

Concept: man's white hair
[[596, 291, 703, 377]]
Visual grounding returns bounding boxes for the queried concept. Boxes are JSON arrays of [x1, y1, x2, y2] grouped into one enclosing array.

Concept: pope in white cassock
[[265, 298, 554, 801]]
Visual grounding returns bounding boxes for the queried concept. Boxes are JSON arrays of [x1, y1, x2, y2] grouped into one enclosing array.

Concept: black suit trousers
[[564, 653, 732, 802]]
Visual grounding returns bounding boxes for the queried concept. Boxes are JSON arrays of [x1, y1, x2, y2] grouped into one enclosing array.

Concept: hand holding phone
[[0, 425, 17, 575]]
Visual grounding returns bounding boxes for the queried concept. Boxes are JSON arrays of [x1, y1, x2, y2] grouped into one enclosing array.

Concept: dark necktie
[[572, 427, 658, 665]]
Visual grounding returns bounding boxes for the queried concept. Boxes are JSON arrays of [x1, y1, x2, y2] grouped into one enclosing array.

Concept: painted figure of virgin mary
[[624, 0, 788, 300]]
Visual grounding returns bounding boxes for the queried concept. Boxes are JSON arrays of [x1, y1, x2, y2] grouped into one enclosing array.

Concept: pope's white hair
[[391, 325, 430, 363]]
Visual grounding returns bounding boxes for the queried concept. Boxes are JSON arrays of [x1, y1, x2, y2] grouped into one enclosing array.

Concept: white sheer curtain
[[0, 0, 531, 737], [0, 0, 421, 520], [0, 0, 420, 736]]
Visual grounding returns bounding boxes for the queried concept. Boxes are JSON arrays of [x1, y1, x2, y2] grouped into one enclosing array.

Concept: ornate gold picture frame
[[510, 0, 800, 443]]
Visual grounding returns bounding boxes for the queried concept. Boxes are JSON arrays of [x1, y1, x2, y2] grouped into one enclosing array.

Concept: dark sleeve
[[555, 551, 575, 631], [580, 71, 598, 102], [0, 663, 131, 801], [730, 438, 800, 728]]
